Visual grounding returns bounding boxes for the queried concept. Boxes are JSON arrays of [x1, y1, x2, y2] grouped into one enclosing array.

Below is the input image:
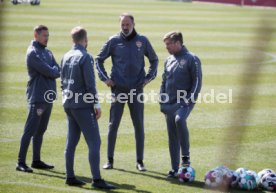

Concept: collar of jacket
[[120, 28, 137, 41], [32, 40, 46, 49], [73, 44, 87, 51], [174, 46, 189, 57]]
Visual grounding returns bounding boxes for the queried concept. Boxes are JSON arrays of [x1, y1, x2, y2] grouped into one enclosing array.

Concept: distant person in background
[[16, 25, 60, 173], [11, 0, 40, 5], [160, 31, 202, 178], [61, 26, 116, 189], [96, 13, 158, 171]]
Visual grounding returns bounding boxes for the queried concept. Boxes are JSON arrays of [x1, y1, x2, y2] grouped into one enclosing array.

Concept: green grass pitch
[[0, 0, 276, 192]]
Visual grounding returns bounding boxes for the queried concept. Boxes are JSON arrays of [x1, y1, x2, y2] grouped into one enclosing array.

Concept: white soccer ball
[[30, 0, 40, 5], [247, 170, 258, 181], [260, 172, 276, 191], [11, 0, 18, 4], [221, 170, 240, 188], [238, 170, 257, 190], [257, 168, 275, 186], [178, 166, 196, 182], [214, 166, 240, 188], [235, 167, 248, 175], [204, 169, 223, 188], [230, 171, 240, 188], [215, 165, 231, 175]]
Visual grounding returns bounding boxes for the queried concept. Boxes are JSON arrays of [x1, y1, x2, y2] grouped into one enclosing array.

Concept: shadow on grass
[[26, 168, 267, 193], [115, 167, 205, 189], [34, 169, 65, 180], [78, 176, 151, 193], [114, 168, 206, 190], [166, 177, 205, 189], [34, 169, 151, 193], [114, 168, 167, 182]]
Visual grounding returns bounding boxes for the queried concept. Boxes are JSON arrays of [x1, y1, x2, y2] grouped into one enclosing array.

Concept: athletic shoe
[[103, 157, 113, 169], [136, 160, 146, 171], [167, 170, 178, 178], [92, 179, 116, 189], [16, 163, 33, 173], [66, 177, 86, 186], [31, 160, 54, 169]]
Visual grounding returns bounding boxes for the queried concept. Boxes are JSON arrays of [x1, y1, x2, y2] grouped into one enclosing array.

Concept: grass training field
[[0, 0, 276, 192]]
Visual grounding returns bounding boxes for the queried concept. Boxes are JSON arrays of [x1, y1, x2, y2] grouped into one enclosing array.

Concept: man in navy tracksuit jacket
[[160, 31, 202, 178], [61, 27, 115, 189], [16, 25, 60, 173], [96, 13, 158, 171]]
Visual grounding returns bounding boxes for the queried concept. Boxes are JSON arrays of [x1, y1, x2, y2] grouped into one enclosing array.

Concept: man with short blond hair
[[71, 27, 87, 42], [61, 26, 116, 189]]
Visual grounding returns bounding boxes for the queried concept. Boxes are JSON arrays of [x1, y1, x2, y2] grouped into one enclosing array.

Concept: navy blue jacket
[[160, 46, 202, 108], [96, 30, 158, 89], [26, 40, 60, 103], [61, 44, 98, 109]]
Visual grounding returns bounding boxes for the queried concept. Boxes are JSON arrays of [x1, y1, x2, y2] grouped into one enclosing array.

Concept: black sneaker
[[167, 170, 178, 178], [16, 163, 33, 173], [31, 160, 54, 169], [92, 179, 116, 189], [66, 177, 86, 186], [136, 160, 146, 172], [103, 162, 113, 169], [103, 157, 113, 169], [181, 156, 190, 167]]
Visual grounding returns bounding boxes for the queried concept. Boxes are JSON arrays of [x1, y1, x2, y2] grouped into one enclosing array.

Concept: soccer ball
[[261, 172, 276, 191], [230, 171, 240, 188], [215, 165, 231, 175], [257, 168, 275, 185], [178, 166, 196, 182], [204, 169, 223, 188], [30, 0, 40, 5], [247, 170, 258, 181], [235, 167, 248, 175], [214, 166, 239, 188], [11, 0, 40, 5], [214, 166, 232, 187], [221, 170, 233, 187], [238, 170, 257, 190], [222, 170, 240, 188], [11, 0, 18, 4]]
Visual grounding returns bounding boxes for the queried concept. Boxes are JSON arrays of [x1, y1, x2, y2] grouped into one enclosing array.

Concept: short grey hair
[[119, 13, 134, 23]]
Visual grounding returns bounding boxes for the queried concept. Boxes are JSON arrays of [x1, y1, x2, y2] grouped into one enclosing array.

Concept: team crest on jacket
[[179, 59, 187, 68], [37, 108, 44, 116], [136, 41, 142, 50]]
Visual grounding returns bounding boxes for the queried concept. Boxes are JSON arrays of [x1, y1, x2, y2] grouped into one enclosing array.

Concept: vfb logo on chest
[[136, 41, 142, 51], [179, 59, 187, 69]]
